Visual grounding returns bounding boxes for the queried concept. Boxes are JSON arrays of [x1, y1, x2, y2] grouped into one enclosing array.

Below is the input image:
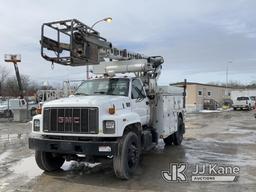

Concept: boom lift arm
[[40, 19, 164, 96]]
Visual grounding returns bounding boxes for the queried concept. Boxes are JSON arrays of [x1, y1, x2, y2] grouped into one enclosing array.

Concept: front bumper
[[29, 137, 118, 156], [233, 105, 249, 108]]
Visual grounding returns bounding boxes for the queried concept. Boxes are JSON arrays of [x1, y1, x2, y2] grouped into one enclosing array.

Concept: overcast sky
[[1, 0, 256, 86]]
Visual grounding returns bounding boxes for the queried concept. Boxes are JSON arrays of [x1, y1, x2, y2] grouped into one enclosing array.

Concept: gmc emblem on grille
[[58, 117, 80, 124]]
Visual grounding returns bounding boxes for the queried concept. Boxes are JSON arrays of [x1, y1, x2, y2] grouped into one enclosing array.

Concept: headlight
[[33, 119, 40, 131], [103, 120, 115, 134]]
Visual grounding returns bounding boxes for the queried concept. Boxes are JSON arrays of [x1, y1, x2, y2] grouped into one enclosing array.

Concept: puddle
[[201, 133, 256, 144], [0, 182, 9, 190], [0, 150, 12, 162], [11, 156, 42, 178], [10, 156, 101, 178]]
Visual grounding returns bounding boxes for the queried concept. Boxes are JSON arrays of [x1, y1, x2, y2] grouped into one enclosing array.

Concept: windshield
[[75, 78, 129, 96], [237, 97, 249, 101], [0, 101, 7, 106]]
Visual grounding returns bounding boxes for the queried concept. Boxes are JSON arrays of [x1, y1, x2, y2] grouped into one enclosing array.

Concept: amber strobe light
[[109, 105, 116, 115]]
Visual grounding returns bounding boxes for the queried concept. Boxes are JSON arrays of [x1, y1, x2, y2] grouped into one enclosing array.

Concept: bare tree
[[3, 74, 40, 97], [0, 66, 10, 96]]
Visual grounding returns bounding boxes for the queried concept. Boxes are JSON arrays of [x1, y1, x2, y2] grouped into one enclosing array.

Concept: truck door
[[130, 78, 150, 125]]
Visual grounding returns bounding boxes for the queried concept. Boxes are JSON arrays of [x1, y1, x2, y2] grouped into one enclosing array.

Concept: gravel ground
[[0, 110, 255, 192]]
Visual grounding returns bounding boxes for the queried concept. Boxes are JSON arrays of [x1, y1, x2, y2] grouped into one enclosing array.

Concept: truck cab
[[29, 76, 185, 179]]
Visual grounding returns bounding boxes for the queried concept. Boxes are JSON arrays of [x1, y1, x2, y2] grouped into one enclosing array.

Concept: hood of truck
[[43, 95, 129, 109]]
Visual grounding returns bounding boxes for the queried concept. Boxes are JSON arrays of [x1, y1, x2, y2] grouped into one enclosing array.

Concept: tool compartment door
[[153, 94, 177, 138]]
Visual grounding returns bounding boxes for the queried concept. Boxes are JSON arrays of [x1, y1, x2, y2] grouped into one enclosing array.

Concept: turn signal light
[[36, 102, 43, 114], [36, 107, 42, 114], [108, 105, 116, 115]]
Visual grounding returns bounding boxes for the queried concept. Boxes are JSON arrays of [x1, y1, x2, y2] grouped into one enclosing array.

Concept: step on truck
[[29, 19, 186, 179]]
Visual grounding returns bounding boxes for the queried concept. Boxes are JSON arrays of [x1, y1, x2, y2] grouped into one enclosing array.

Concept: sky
[[0, 0, 256, 86]]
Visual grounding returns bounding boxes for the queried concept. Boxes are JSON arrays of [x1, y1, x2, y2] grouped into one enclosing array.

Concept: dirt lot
[[0, 110, 256, 192]]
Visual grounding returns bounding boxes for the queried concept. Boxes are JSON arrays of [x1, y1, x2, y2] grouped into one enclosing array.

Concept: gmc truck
[[29, 19, 186, 179]]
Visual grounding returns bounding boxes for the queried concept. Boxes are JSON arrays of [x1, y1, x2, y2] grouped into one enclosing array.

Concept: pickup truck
[[233, 96, 253, 111], [0, 98, 37, 118]]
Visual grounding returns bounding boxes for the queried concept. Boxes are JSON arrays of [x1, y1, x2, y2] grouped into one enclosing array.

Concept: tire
[[233, 107, 237, 111], [173, 117, 185, 145], [4, 110, 13, 118], [35, 151, 65, 172], [163, 135, 173, 145], [113, 132, 140, 180]]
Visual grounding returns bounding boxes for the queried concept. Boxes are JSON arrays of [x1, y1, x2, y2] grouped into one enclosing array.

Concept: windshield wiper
[[108, 93, 124, 96], [94, 91, 107, 95], [74, 93, 89, 96]]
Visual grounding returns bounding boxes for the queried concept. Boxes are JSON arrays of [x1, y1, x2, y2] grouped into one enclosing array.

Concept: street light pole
[[225, 60, 232, 96], [86, 17, 112, 80]]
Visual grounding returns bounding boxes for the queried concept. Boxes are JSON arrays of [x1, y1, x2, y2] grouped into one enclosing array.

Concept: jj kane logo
[[162, 163, 239, 182]]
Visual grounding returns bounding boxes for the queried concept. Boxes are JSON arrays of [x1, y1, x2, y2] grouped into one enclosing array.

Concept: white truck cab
[[30, 76, 185, 179]]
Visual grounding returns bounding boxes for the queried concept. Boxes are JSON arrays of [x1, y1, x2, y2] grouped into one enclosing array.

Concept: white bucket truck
[[29, 19, 186, 179]]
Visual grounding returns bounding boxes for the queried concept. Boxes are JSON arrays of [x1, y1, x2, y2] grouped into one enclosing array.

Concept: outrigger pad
[[40, 19, 112, 66]]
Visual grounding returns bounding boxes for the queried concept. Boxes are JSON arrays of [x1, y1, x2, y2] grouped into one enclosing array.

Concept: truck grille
[[43, 107, 99, 134]]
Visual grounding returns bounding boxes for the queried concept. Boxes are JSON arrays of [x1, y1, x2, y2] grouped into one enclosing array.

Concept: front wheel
[[35, 151, 65, 172], [113, 132, 140, 180]]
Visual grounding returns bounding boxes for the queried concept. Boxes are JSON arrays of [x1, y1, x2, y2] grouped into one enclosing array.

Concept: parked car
[[233, 96, 253, 111], [203, 99, 220, 110], [223, 98, 233, 109]]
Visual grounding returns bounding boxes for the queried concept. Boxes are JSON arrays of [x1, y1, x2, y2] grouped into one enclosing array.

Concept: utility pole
[[88, 17, 113, 79], [225, 61, 232, 97]]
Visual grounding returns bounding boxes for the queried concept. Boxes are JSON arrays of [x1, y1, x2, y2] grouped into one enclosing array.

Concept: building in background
[[171, 82, 232, 112]]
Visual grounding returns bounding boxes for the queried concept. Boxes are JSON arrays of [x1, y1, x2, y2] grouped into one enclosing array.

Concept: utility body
[[0, 98, 36, 118], [29, 19, 186, 179]]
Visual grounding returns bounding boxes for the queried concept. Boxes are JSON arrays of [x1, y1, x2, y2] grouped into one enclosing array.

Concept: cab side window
[[131, 79, 146, 99]]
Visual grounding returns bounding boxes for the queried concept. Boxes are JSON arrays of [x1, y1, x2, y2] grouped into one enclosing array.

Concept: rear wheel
[[173, 117, 185, 145], [113, 132, 140, 180], [163, 135, 173, 145], [35, 151, 65, 172], [4, 110, 13, 118]]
